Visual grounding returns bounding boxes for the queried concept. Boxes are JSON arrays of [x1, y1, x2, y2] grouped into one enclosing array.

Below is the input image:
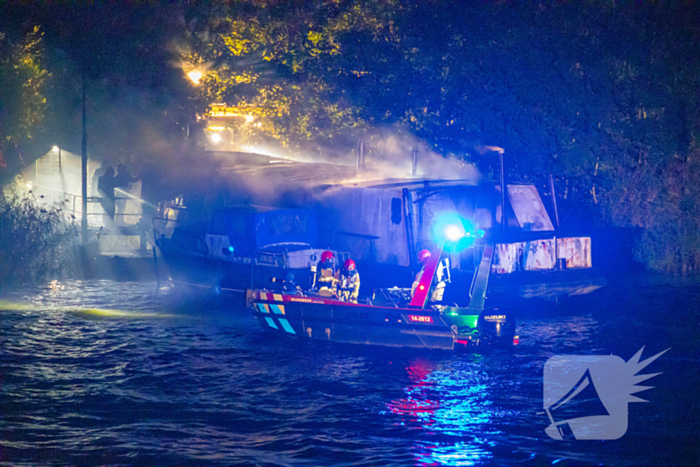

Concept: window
[[391, 197, 402, 225]]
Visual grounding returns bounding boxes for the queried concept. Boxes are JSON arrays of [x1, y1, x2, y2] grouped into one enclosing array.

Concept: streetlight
[[207, 126, 234, 148], [187, 70, 203, 86], [498, 149, 506, 234], [184, 67, 204, 142]]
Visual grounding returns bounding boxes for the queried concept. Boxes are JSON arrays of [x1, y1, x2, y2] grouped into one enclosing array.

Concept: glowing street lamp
[[207, 124, 234, 147], [187, 69, 203, 86], [184, 68, 204, 141]]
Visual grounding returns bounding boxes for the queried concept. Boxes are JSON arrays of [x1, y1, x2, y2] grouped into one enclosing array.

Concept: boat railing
[[152, 216, 183, 240], [252, 248, 350, 270], [371, 287, 412, 308], [253, 250, 286, 268]]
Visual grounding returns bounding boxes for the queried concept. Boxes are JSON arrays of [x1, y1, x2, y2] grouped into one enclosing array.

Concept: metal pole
[[81, 73, 88, 244], [412, 148, 418, 176], [361, 141, 365, 169], [357, 140, 365, 171], [500, 150, 506, 234], [152, 229, 160, 293], [549, 174, 560, 228], [58, 147, 62, 168]]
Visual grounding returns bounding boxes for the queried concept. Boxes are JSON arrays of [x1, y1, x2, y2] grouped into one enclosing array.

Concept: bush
[[0, 180, 78, 286], [601, 156, 700, 274]]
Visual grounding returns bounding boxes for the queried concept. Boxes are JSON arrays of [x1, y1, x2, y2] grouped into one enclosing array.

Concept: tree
[[0, 26, 49, 175], [183, 1, 403, 159]]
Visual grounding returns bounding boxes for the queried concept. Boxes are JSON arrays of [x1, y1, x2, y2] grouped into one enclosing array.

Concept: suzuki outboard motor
[[477, 308, 516, 345]]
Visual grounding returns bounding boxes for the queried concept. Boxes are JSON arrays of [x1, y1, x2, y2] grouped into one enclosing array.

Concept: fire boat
[[250, 223, 517, 350]]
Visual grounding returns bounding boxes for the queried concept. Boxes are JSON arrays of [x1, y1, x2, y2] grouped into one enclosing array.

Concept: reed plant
[[0, 177, 78, 286]]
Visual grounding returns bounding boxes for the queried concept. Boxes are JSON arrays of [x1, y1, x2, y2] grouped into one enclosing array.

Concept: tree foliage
[[185, 1, 700, 272], [0, 26, 49, 172]]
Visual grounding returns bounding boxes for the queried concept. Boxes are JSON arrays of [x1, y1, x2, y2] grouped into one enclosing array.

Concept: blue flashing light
[[445, 224, 465, 242], [228, 246, 234, 253], [432, 213, 480, 250]]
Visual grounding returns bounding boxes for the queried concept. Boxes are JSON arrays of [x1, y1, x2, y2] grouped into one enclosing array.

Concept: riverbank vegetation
[[0, 180, 77, 286]]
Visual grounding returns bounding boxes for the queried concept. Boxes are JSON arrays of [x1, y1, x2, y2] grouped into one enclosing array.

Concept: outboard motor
[[477, 308, 516, 346]]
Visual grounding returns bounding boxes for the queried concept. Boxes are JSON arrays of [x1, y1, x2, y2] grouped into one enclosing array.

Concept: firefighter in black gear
[[338, 259, 360, 303], [272, 272, 303, 295]]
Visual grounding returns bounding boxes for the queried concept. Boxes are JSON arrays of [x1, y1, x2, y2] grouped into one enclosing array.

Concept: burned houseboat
[[155, 205, 347, 295], [154, 151, 603, 303]]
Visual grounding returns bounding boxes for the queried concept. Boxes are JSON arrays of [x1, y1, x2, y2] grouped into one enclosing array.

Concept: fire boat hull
[[251, 291, 511, 350]]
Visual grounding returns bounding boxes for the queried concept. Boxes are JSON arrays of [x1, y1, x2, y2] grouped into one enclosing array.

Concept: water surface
[[1, 279, 698, 465]]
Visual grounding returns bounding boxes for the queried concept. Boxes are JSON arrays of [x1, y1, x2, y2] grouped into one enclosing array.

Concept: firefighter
[[338, 259, 360, 303], [411, 249, 432, 296], [272, 272, 303, 295], [411, 249, 450, 303], [432, 256, 450, 302], [315, 250, 338, 297]]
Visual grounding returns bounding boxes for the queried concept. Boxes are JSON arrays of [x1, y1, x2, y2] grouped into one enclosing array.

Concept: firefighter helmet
[[418, 249, 432, 263], [321, 251, 334, 263], [344, 259, 356, 271]]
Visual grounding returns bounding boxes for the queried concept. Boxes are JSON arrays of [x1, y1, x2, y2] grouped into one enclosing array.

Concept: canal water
[[1, 278, 698, 466]]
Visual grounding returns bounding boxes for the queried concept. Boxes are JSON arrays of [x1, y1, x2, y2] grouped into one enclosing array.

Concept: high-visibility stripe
[[278, 318, 295, 334], [272, 294, 283, 302], [271, 304, 285, 315], [264, 317, 278, 329], [256, 303, 267, 313], [260, 292, 267, 301]]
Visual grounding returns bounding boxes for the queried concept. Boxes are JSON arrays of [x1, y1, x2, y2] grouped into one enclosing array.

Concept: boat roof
[[217, 160, 480, 191], [215, 203, 283, 214]]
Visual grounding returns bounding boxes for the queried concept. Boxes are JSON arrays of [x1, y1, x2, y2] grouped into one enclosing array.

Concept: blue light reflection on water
[[387, 358, 497, 465]]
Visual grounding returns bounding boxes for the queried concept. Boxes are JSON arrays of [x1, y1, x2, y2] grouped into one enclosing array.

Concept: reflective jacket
[[316, 261, 338, 297], [338, 270, 360, 303], [411, 258, 450, 302]]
